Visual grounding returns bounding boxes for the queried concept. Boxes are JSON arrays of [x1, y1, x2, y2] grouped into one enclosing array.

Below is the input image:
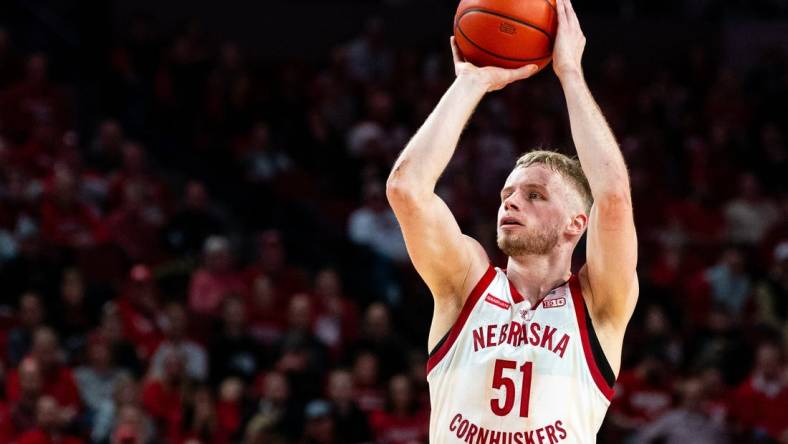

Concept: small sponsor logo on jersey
[[543, 297, 566, 309], [485, 294, 510, 310], [519, 308, 534, 321]]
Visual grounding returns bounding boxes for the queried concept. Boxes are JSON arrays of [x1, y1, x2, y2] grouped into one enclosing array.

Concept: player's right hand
[[450, 36, 539, 92]]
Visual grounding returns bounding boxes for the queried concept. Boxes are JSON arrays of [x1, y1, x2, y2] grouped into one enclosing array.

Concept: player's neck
[[505, 251, 572, 306]]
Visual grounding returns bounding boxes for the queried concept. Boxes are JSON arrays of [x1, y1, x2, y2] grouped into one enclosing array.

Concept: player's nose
[[503, 194, 520, 211]]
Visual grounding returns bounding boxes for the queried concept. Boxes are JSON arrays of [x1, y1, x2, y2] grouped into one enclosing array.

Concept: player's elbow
[[386, 178, 417, 208], [595, 190, 632, 213], [592, 191, 633, 229]]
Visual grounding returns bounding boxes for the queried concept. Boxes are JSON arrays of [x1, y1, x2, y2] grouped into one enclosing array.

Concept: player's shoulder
[[462, 234, 489, 264]]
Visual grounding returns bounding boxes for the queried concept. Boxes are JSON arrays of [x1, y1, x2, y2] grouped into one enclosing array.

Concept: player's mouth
[[500, 216, 523, 228]]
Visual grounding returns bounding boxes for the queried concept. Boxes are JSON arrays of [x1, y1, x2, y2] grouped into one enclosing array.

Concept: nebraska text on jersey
[[427, 266, 615, 444]]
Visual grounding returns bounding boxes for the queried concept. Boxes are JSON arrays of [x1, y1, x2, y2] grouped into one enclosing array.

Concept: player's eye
[[528, 192, 541, 200]]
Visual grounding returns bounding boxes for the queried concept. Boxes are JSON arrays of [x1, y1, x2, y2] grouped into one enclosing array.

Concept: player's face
[[496, 165, 574, 257]]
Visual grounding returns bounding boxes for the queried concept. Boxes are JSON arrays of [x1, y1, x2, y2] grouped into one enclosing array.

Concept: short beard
[[497, 225, 560, 257]]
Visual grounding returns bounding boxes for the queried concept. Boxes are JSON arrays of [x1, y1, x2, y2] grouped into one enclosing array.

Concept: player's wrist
[[455, 72, 492, 95], [556, 66, 584, 84]]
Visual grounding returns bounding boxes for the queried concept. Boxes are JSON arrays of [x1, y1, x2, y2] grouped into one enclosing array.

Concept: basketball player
[[385, 0, 637, 442]]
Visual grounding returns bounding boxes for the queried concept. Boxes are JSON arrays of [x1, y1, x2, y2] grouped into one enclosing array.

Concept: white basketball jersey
[[427, 265, 615, 444]]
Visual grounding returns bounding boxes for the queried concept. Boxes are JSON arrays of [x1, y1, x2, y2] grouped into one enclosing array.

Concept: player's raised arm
[[386, 38, 539, 303], [553, 0, 638, 329]]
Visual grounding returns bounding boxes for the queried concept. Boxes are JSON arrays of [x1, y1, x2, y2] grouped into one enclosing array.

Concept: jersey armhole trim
[[569, 274, 616, 401], [426, 264, 497, 375]]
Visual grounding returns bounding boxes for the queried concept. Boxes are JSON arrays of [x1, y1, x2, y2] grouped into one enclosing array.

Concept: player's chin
[[496, 230, 518, 245]]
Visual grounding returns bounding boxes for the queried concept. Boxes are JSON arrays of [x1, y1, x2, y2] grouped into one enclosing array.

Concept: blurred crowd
[[0, 4, 787, 444]]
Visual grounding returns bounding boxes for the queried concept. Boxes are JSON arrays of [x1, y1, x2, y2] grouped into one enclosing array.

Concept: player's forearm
[[560, 71, 630, 200], [387, 75, 487, 197]]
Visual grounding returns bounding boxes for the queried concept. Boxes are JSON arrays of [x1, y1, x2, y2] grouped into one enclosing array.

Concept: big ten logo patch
[[542, 298, 566, 309]]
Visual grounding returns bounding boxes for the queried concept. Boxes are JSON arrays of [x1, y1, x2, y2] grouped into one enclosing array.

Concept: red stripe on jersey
[[508, 279, 525, 303], [569, 274, 615, 401], [426, 264, 497, 374], [501, 268, 525, 303]]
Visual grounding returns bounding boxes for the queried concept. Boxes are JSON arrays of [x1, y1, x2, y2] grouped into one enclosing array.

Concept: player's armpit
[[386, 184, 488, 304], [583, 191, 639, 329]]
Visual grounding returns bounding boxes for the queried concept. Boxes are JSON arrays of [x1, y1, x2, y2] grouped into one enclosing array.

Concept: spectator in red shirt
[[244, 230, 307, 298], [7, 329, 82, 423], [369, 374, 429, 444], [730, 341, 788, 441], [188, 235, 246, 318], [0, 395, 14, 444], [632, 376, 730, 444], [106, 180, 166, 263], [106, 142, 168, 213], [14, 395, 84, 444], [141, 348, 188, 441], [0, 53, 71, 142], [352, 351, 385, 414], [39, 164, 107, 249], [610, 352, 675, 435], [116, 264, 164, 360], [7, 357, 43, 436], [247, 275, 286, 347]]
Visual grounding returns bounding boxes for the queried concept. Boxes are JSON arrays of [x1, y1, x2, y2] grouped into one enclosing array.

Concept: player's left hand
[[553, 0, 586, 80]]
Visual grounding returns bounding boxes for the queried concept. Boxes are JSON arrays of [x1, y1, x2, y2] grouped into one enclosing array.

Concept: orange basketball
[[454, 0, 558, 71]]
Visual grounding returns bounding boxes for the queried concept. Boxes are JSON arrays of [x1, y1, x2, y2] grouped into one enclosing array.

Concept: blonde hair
[[515, 150, 593, 213]]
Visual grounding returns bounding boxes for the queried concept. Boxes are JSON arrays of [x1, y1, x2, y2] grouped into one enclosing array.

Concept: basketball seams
[[454, 25, 552, 64], [456, 7, 556, 44], [541, 0, 558, 13]]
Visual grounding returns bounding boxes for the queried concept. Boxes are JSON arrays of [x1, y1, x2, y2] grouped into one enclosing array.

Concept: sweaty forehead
[[504, 165, 565, 191]]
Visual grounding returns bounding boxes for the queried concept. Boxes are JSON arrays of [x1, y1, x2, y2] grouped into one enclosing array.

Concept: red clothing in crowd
[[248, 304, 286, 346], [39, 199, 107, 248], [0, 402, 15, 443], [730, 376, 788, 440], [116, 297, 163, 360], [188, 268, 247, 316], [216, 399, 242, 437], [314, 297, 360, 358], [106, 205, 164, 263], [369, 409, 429, 444], [0, 80, 70, 140], [243, 265, 307, 302], [15, 429, 84, 444], [611, 369, 674, 424], [142, 379, 183, 442], [5, 366, 81, 412]]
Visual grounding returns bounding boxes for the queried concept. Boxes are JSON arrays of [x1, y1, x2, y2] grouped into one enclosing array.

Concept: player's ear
[[566, 212, 587, 236]]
